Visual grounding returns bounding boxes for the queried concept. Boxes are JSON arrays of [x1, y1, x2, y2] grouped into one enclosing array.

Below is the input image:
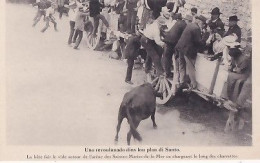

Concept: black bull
[[114, 83, 160, 145]]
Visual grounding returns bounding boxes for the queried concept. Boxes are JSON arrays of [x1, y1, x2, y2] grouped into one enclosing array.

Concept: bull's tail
[[125, 106, 142, 141]]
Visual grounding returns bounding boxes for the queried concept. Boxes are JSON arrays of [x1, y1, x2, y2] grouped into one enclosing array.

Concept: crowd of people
[[30, 0, 252, 119]]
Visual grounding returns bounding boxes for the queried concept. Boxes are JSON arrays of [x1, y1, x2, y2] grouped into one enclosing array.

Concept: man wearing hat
[[207, 7, 225, 36], [161, 13, 187, 78], [207, 7, 225, 54], [224, 15, 241, 43], [174, 15, 206, 91]]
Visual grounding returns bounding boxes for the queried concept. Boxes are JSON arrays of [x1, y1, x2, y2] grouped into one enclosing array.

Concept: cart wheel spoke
[[156, 77, 174, 105], [164, 78, 171, 93], [91, 37, 94, 46], [151, 77, 159, 86], [159, 78, 164, 93], [154, 78, 161, 91], [89, 36, 93, 46], [93, 37, 96, 45], [162, 79, 166, 99]]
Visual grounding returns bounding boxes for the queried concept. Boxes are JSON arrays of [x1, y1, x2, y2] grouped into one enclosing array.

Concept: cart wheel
[[85, 20, 102, 50], [148, 75, 175, 105]]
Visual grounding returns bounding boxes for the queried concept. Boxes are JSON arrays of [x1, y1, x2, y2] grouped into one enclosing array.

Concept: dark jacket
[[175, 23, 205, 59], [115, 0, 126, 14], [126, 0, 138, 10], [145, 0, 167, 19], [224, 24, 242, 43], [124, 35, 141, 59], [208, 18, 225, 36], [163, 20, 187, 46], [89, 0, 102, 17]]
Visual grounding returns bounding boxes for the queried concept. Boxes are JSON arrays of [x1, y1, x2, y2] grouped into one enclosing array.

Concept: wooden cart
[[147, 53, 251, 132]]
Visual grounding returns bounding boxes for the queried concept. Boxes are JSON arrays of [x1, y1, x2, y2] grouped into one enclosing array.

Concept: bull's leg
[[115, 116, 124, 142], [127, 118, 141, 145], [151, 110, 157, 129]]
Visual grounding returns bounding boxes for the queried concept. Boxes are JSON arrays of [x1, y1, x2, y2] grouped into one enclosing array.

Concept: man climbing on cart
[[174, 15, 207, 93], [140, 16, 168, 77], [89, 0, 110, 38]]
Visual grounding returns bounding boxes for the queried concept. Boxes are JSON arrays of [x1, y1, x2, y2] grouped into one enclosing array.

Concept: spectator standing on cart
[[174, 15, 207, 91], [207, 7, 225, 36], [67, 1, 78, 45], [41, 2, 58, 32], [224, 15, 241, 43], [162, 13, 186, 79], [73, 5, 89, 49], [207, 7, 225, 54], [89, 0, 110, 38]]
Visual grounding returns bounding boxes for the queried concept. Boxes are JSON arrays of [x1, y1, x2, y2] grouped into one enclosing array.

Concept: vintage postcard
[[0, 0, 259, 161]]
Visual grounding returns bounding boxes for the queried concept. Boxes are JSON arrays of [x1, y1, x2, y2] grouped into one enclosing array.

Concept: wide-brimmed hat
[[195, 15, 207, 23], [222, 34, 240, 48], [210, 7, 222, 15], [228, 15, 239, 21], [191, 7, 197, 14]]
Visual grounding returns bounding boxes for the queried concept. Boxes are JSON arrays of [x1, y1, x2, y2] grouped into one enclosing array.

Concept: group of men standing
[[123, 0, 248, 99], [32, 0, 250, 99]]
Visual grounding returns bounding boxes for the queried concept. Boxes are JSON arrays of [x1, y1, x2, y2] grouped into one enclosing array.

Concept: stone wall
[[179, 0, 252, 48]]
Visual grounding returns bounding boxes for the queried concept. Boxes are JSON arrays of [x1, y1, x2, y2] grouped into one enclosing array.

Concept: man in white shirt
[[67, 1, 78, 45], [41, 3, 57, 32], [141, 16, 166, 76]]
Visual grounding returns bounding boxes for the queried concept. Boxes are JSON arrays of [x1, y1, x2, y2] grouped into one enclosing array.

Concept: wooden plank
[[195, 54, 218, 91]]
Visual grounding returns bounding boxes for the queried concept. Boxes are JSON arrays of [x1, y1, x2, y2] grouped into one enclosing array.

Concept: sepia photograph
[[0, 0, 259, 161]]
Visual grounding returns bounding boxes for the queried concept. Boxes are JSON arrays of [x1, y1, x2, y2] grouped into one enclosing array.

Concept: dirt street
[[4, 4, 251, 146]]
